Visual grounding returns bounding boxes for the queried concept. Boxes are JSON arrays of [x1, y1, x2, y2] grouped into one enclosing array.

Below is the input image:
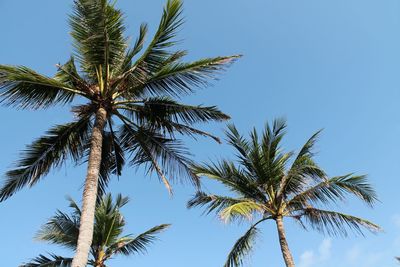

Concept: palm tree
[[0, 0, 239, 266], [20, 194, 170, 267], [187, 119, 381, 267]]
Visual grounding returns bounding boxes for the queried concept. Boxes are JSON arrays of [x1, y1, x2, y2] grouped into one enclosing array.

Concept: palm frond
[[187, 191, 246, 215], [54, 57, 90, 95], [288, 174, 378, 207], [224, 226, 259, 267], [70, 0, 127, 80], [132, 0, 183, 76], [280, 130, 325, 195], [115, 23, 148, 75], [225, 124, 254, 175], [35, 211, 79, 250], [118, 119, 199, 189], [220, 201, 264, 223], [119, 96, 229, 125], [20, 254, 72, 267], [135, 56, 240, 97], [106, 224, 170, 258], [300, 207, 381, 237], [92, 193, 127, 248], [0, 65, 84, 109], [0, 117, 92, 201], [192, 161, 267, 202]]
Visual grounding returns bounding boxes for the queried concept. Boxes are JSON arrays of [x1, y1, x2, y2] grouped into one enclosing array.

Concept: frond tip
[[301, 208, 381, 237], [20, 254, 72, 267], [224, 226, 259, 267]]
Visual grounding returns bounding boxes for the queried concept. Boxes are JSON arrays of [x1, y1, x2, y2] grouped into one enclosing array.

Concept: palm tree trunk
[[275, 216, 296, 267], [72, 107, 107, 267]]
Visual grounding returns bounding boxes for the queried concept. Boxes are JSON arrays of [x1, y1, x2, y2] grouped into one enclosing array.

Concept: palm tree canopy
[[20, 193, 170, 267], [188, 118, 381, 267], [0, 0, 240, 201]]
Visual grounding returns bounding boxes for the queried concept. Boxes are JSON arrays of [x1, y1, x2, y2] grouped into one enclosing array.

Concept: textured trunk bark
[[72, 107, 107, 267], [276, 216, 296, 267]]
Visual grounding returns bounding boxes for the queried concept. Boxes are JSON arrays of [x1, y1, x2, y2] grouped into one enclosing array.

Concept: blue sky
[[1, 0, 400, 266]]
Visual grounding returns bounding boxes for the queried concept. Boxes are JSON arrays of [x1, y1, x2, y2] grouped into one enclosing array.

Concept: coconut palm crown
[[0, 0, 238, 266], [188, 119, 380, 267], [20, 193, 170, 267]]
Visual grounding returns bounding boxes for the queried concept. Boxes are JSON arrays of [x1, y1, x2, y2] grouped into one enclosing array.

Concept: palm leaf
[[224, 226, 259, 267], [35, 210, 80, 250], [118, 119, 199, 188], [92, 193, 126, 248], [70, 0, 127, 79], [187, 191, 246, 215], [193, 161, 267, 202], [220, 201, 264, 223], [115, 23, 148, 76], [0, 65, 84, 109], [300, 207, 381, 237], [54, 57, 90, 95], [119, 96, 229, 125], [281, 130, 325, 195], [288, 174, 378, 207], [132, 0, 183, 76], [106, 224, 170, 258], [0, 117, 92, 201], [20, 254, 72, 267], [136, 56, 240, 97]]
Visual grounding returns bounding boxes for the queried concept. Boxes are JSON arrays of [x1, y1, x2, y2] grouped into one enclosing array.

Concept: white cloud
[[298, 250, 315, 267], [392, 214, 400, 229], [318, 238, 332, 261], [298, 238, 332, 267], [346, 245, 361, 264]]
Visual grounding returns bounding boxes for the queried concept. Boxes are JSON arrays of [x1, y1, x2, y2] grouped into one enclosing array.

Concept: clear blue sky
[[1, 0, 400, 266]]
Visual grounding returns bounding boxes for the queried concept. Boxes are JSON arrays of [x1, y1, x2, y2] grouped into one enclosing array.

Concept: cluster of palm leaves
[[188, 119, 380, 267], [0, 0, 238, 266], [21, 194, 169, 267], [0, 0, 383, 267]]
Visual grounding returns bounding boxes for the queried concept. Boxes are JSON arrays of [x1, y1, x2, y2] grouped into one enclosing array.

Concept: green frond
[[135, 56, 241, 97], [187, 191, 246, 215], [20, 254, 72, 267], [92, 193, 126, 248], [0, 117, 92, 201], [70, 0, 127, 80], [192, 162, 267, 202], [224, 226, 259, 267], [220, 201, 264, 223], [54, 57, 90, 95], [300, 208, 381, 237], [66, 196, 81, 216], [119, 96, 229, 125], [280, 157, 326, 196], [116, 23, 148, 75], [106, 224, 170, 258], [0, 65, 84, 109], [293, 130, 322, 164], [132, 0, 184, 76], [35, 211, 79, 250], [288, 174, 378, 207], [118, 120, 199, 189], [261, 118, 287, 162], [225, 124, 254, 171], [280, 130, 326, 194]]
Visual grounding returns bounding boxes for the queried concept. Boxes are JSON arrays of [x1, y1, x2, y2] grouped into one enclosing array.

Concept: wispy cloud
[[298, 238, 332, 267]]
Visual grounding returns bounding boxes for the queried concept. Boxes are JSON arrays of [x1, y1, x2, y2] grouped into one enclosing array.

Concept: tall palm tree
[[0, 0, 238, 266], [188, 119, 381, 267], [20, 194, 170, 267]]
